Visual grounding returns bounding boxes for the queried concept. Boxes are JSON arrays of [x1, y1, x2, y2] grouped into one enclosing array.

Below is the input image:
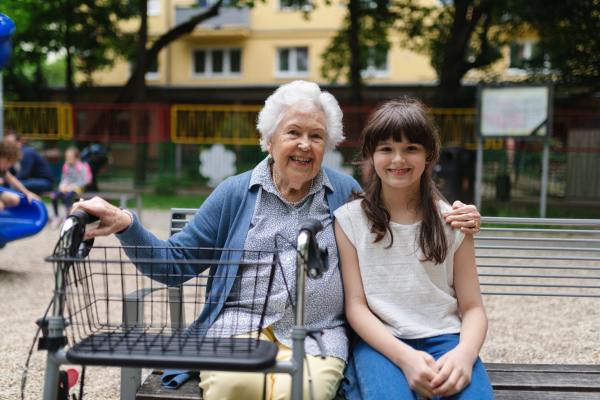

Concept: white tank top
[[334, 199, 465, 339]]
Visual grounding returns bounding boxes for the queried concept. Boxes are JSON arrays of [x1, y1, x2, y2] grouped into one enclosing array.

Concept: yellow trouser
[[199, 326, 345, 400]]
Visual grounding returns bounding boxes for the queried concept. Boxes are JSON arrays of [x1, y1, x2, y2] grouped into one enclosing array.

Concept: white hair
[[257, 80, 345, 152]]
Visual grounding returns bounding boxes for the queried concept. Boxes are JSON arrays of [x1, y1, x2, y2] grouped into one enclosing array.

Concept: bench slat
[[495, 391, 600, 400]]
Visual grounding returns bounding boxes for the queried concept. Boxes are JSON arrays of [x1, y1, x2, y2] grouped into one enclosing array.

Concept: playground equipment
[[0, 13, 15, 70], [0, 187, 49, 248]]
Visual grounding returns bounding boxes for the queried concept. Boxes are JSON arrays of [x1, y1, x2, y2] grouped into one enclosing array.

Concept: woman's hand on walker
[[398, 349, 438, 399], [430, 347, 474, 397], [72, 197, 133, 241], [444, 200, 481, 234]]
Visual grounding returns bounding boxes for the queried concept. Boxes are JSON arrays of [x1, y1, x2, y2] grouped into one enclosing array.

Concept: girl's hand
[[430, 347, 474, 397], [72, 197, 133, 241], [25, 191, 41, 204], [444, 200, 481, 234], [397, 349, 439, 399]]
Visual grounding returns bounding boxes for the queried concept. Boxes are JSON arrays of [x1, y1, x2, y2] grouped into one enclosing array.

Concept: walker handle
[[70, 209, 100, 225], [57, 210, 98, 257], [298, 219, 329, 279]]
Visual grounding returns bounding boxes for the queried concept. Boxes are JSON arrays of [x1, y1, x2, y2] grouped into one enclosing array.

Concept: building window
[[193, 48, 242, 77], [278, 0, 312, 12], [145, 59, 160, 80], [276, 47, 309, 77], [148, 0, 161, 16], [361, 46, 389, 78], [198, 0, 237, 6], [509, 41, 538, 69]]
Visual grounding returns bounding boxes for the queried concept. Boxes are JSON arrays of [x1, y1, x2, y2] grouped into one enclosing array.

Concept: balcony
[[175, 6, 250, 37]]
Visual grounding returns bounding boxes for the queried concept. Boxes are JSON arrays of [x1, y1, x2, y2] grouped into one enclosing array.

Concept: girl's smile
[[388, 168, 410, 176], [373, 135, 428, 193]]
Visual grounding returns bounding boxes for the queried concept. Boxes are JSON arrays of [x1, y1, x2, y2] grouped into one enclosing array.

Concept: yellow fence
[[4, 102, 72, 140], [171, 104, 263, 145]]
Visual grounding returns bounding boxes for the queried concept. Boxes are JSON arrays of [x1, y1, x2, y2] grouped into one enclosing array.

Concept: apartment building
[[87, 0, 444, 103], [87, 0, 531, 105]]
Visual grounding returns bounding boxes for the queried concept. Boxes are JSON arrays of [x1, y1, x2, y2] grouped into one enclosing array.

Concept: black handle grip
[[298, 219, 323, 236], [299, 219, 328, 279], [70, 209, 100, 224]]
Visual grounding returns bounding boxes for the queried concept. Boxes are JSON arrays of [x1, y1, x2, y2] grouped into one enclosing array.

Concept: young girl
[[334, 99, 493, 400], [0, 140, 41, 211], [50, 146, 89, 228]]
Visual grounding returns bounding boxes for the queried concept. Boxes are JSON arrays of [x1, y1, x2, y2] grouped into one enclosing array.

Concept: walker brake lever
[[306, 328, 326, 359], [298, 219, 329, 279]]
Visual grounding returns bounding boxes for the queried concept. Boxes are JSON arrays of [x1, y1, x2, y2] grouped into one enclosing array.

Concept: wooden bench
[[127, 212, 600, 400]]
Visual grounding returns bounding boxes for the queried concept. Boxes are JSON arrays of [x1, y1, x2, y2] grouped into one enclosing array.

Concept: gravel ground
[[1, 209, 598, 400]]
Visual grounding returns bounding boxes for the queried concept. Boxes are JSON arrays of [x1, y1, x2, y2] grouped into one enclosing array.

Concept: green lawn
[[139, 193, 210, 210]]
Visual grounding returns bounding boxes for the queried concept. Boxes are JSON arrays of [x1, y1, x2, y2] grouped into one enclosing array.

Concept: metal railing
[[476, 217, 600, 297]]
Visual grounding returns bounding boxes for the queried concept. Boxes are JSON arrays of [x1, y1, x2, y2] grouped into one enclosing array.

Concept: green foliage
[[1, 0, 137, 100], [321, 0, 394, 87], [140, 193, 210, 210], [322, 0, 600, 106], [43, 54, 67, 86], [507, 0, 600, 91]]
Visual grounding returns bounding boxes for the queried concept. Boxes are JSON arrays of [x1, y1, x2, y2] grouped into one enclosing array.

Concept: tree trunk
[[435, 56, 466, 107], [134, 0, 148, 187], [65, 0, 75, 103], [117, 0, 224, 104], [347, 0, 363, 106]]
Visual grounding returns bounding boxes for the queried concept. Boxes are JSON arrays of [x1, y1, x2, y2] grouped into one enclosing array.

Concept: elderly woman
[[74, 80, 481, 400]]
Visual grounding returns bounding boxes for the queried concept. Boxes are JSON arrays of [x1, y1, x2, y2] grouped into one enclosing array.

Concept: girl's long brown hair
[[355, 98, 448, 264]]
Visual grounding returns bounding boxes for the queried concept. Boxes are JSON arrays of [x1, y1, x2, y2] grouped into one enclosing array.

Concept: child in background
[[334, 99, 493, 400], [0, 140, 42, 211], [50, 146, 89, 228]]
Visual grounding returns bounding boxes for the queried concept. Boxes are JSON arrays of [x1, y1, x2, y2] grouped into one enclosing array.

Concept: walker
[[37, 209, 328, 400]]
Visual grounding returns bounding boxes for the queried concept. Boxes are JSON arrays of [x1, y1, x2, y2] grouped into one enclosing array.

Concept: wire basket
[[45, 245, 281, 371]]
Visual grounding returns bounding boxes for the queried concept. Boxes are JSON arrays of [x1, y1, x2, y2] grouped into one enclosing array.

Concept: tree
[[321, 0, 509, 107], [394, 0, 508, 107], [321, 0, 394, 106], [507, 0, 600, 96], [324, 0, 600, 107], [1, 0, 137, 101], [117, 0, 226, 104]]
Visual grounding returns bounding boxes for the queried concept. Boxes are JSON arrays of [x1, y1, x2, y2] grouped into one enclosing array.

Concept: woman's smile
[[290, 155, 313, 165]]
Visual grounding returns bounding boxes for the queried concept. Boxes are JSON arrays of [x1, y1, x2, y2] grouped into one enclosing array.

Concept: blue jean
[[51, 190, 77, 217], [339, 334, 494, 400]]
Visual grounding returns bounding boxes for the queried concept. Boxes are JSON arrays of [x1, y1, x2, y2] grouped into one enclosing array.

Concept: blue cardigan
[[117, 166, 361, 388]]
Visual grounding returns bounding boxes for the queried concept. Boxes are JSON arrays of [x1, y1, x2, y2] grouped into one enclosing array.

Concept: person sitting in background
[[50, 146, 88, 228], [0, 140, 42, 210], [4, 131, 55, 194]]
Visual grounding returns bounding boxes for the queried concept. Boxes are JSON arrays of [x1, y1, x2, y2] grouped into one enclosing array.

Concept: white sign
[[479, 85, 550, 138]]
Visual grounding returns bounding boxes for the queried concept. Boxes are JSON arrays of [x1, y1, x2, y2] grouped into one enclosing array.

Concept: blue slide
[[0, 187, 48, 248]]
